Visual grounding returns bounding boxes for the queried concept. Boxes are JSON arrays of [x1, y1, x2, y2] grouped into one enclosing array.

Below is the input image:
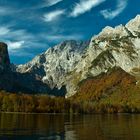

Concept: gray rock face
[[17, 40, 89, 90], [16, 15, 140, 97]]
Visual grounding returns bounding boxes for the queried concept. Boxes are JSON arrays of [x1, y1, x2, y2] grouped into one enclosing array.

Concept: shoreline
[[0, 111, 139, 115]]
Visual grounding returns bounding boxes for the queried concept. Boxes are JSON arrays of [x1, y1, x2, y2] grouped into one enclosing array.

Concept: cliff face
[[0, 42, 13, 91], [0, 42, 10, 72], [15, 15, 140, 97]]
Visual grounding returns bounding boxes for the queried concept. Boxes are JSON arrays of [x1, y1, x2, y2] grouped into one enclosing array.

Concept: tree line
[[0, 89, 140, 114]]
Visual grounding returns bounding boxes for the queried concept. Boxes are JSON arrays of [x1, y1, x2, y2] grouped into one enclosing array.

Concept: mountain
[[69, 67, 140, 113], [73, 67, 136, 101], [15, 15, 140, 97], [0, 43, 66, 95], [16, 40, 89, 96]]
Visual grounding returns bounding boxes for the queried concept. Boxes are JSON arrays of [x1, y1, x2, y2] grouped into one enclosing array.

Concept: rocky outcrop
[[0, 42, 13, 91], [0, 42, 10, 72]]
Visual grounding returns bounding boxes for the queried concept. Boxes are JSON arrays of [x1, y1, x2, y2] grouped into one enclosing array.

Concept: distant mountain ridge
[[15, 15, 140, 97]]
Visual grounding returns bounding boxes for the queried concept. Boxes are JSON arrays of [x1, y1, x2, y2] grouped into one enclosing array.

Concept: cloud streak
[[33, 0, 63, 9], [0, 27, 10, 35], [8, 41, 25, 51], [43, 9, 65, 22], [0, 6, 13, 16], [0, 26, 35, 55], [44, 34, 84, 42], [70, 0, 106, 17], [45, 0, 63, 7], [100, 0, 128, 19]]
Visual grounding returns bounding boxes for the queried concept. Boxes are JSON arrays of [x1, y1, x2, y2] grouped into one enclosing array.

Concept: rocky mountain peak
[[0, 42, 10, 72], [126, 15, 140, 35], [45, 40, 89, 55], [126, 15, 140, 27]]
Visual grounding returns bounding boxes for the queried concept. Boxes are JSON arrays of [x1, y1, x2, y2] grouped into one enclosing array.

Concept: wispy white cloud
[[0, 26, 33, 53], [100, 0, 128, 20], [8, 41, 25, 51], [0, 27, 10, 35], [0, 25, 49, 59], [44, 0, 63, 7], [0, 6, 12, 16], [43, 9, 65, 22], [33, 0, 63, 9], [0, 6, 21, 16], [0, 26, 34, 41], [70, 0, 106, 17], [44, 34, 83, 42]]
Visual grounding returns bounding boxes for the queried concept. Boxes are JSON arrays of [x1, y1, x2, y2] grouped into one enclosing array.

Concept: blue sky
[[0, 0, 140, 64]]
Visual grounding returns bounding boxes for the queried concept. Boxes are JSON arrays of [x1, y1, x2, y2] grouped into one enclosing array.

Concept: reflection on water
[[0, 113, 140, 140]]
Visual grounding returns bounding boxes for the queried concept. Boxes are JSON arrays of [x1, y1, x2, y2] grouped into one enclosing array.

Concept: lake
[[0, 113, 140, 140]]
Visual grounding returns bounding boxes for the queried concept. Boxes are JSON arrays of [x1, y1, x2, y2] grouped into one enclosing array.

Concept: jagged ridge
[[11, 14, 140, 97]]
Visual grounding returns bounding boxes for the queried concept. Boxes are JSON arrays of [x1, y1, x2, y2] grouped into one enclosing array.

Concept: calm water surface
[[0, 113, 140, 140]]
